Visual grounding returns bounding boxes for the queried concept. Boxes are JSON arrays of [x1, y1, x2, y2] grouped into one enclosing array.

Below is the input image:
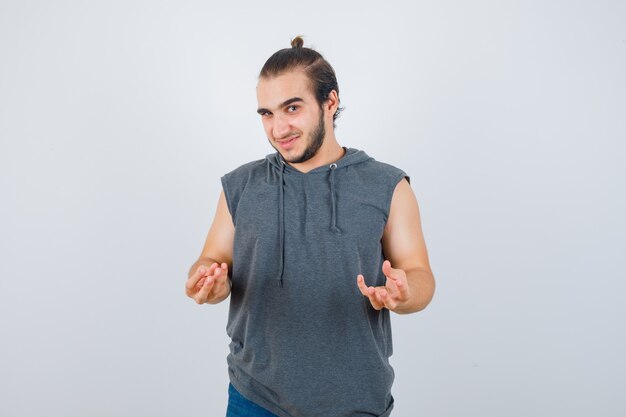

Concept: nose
[[272, 113, 291, 139]]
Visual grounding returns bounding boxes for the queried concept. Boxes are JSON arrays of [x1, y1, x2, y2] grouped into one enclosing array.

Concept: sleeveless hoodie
[[221, 148, 408, 417]]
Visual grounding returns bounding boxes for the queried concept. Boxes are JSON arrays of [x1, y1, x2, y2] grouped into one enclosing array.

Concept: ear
[[324, 90, 339, 119]]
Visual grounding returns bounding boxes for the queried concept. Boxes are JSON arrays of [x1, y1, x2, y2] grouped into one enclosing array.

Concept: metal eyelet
[[329, 163, 337, 169]]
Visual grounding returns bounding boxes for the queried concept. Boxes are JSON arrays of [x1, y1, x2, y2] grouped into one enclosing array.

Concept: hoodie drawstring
[[277, 160, 286, 287], [329, 163, 341, 234]]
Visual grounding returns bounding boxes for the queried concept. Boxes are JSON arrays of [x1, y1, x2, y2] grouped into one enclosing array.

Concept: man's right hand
[[185, 262, 231, 304]]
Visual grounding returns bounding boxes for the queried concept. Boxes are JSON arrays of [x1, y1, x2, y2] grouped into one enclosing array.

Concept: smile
[[277, 135, 299, 150]]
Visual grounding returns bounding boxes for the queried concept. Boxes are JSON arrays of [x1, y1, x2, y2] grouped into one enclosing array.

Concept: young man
[[186, 37, 435, 417]]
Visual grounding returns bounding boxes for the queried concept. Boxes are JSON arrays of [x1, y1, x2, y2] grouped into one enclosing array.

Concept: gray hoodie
[[221, 148, 408, 417]]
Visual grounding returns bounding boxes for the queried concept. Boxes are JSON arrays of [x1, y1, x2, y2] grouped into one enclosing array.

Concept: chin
[[275, 147, 303, 163], [284, 153, 305, 163]]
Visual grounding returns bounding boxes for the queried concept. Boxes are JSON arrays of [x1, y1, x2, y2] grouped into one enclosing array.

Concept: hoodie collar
[[266, 147, 371, 173]]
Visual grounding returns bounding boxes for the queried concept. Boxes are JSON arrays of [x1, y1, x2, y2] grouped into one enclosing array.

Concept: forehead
[[256, 70, 314, 108]]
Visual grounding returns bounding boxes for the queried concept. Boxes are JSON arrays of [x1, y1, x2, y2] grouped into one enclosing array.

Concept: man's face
[[256, 70, 326, 164]]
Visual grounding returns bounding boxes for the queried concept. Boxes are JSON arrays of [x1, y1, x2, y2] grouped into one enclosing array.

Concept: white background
[[1, 1, 625, 416]]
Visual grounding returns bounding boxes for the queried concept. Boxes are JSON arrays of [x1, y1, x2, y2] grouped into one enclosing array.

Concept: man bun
[[291, 36, 304, 49]]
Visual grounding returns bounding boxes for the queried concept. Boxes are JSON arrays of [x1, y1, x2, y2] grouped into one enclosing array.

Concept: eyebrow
[[257, 97, 304, 115]]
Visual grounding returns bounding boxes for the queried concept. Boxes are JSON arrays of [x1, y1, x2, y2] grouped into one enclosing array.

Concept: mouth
[[276, 135, 299, 150]]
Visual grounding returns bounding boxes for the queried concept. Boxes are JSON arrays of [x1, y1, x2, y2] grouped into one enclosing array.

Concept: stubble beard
[[282, 110, 325, 164]]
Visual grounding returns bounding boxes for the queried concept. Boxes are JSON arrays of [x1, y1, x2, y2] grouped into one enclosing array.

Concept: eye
[[287, 105, 298, 112], [259, 111, 272, 118]]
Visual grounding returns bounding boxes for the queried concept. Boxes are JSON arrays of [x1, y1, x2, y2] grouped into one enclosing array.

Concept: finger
[[185, 265, 207, 291], [383, 275, 399, 296], [198, 262, 220, 282], [373, 287, 388, 308], [357, 275, 384, 310], [215, 264, 231, 281], [382, 260, 408, 299], [218, 268, 233, 293], [357, 275, 383, 310], [357, 275, 370, 297], [186, 263, 218, 292], [376, 287, 397, 310], [369, 288, 384, 310], [213, 267, 232, 296], [197, 264, 224, 301], [194, 275, 216, 304], [204, 266, 232, 300], [382, 260, 398, 281], [205, 263, 219, 277], [392, 274, 410, 301], [211, 267, 225, 285]]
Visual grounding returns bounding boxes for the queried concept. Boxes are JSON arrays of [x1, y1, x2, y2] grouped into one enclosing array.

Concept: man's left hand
[[357, 260, 412, 312]]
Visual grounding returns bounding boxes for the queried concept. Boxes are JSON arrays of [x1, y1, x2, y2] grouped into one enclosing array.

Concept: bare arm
[[185, 191, 235, 305], [357, 179, 435, 314]]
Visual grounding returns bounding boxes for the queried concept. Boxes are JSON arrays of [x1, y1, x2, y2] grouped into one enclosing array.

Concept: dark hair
[[259, 36, 344, 126]]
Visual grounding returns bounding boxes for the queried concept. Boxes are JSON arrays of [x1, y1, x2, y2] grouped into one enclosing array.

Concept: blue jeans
[[227, 383, 279, 417]]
